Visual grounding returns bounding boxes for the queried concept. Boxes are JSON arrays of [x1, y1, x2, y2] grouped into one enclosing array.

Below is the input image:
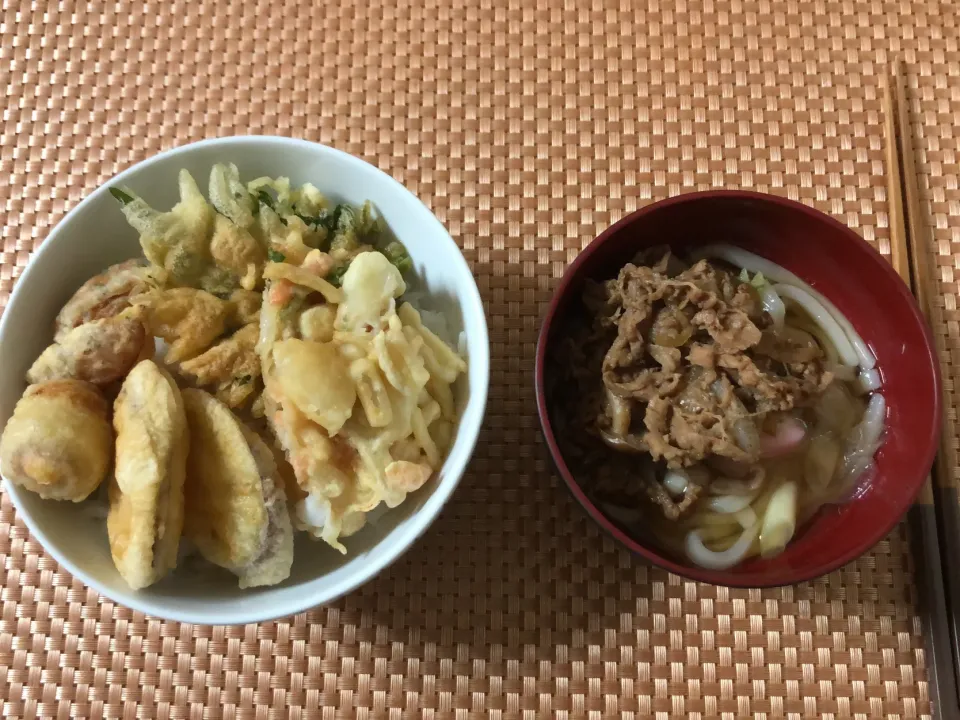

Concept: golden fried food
[[0, 380, 112, 502], [272, 339, 356, 435], [108, 360, 189, 590], [251, 391, 267, 418], [210, 215, 265, 291], [182, 389, 292, 588], [179, 323, 260, 408], [119, 170, 217, 290], [265, 430, 304, 506], [117, 168, 271, 297], [27, 315, 149, 386], [135, 287, 230, 363], [237, 424, 294, 587], [208, 163, 256, 228], [182, 388, 266, 569], [3, 165, 456, 585], [335, 251, 405, 332], [259, 252, 465, 553], [263, 261, 342, 303], [54, 260, 156, 342], [298, 305, 336, 343], [228, 289, 262, 328]]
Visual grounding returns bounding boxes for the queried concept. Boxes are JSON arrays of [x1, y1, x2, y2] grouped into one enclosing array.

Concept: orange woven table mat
[[2, 0, 959, 718]]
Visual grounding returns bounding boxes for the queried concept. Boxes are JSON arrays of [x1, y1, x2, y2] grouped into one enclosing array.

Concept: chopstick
[[884, 58, 960, 703], [894, 60, 939, 329], [887, 60, 938, 345], [883, 61, 910, 286], [884, 60, 951, 500]]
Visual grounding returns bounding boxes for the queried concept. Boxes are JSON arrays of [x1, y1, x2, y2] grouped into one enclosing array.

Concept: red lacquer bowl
[[535, 191, 942, 587]]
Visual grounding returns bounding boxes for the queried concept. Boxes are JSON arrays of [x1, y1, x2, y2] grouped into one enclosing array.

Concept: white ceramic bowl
[[0, 136, 489, 624]]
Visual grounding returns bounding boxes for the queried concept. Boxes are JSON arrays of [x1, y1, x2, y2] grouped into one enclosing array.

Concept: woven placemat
[[2, 0, 959, 717]]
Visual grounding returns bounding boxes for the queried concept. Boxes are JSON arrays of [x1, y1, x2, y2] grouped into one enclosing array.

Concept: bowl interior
[[0, 137, 489, 622], [537, 191, 941, 587]]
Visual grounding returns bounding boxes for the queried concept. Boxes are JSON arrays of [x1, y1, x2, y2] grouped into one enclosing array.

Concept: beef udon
[[549, 244, 884, 570]]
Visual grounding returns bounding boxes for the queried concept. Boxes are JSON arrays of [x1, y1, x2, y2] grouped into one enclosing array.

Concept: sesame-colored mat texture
[[2, 0, 959, 717]]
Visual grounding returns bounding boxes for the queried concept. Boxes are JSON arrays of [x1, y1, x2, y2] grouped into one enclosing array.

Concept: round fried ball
[[0, 380, 113, 501]]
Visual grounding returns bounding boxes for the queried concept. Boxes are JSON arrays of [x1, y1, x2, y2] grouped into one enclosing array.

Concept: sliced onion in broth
[[650, 307, 693, 348], [760, 285, 786, 330], [826, 361, 857, 383], [599, 429, 647, 454], [814, 382, 863, 435], [731, 418, 760, 456], [833, 394, 885, 496], [804, 432, 841, 490], [604, 389, 631, 436]]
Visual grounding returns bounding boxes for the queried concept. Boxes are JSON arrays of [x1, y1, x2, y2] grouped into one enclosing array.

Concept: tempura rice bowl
[[0, 136, 490, 622]]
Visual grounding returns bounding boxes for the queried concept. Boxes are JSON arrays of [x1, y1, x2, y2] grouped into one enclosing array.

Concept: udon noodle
[[549, 245, 884, 570]]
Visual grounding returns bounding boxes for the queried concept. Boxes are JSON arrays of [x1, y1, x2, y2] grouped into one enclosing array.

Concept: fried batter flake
[[210, 214, 265, 291], [179, 323, 261, 408], [135, 287, 230, 363], [119, 170, 216, 289]]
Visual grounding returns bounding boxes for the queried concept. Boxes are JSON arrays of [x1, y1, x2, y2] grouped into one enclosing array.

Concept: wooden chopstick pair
[[883, 59, 960, 710], [883, 59, 952, 496], [883, 59, 949, 502]]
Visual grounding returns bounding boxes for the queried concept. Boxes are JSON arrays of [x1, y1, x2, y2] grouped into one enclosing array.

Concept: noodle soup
[[549, 244, 884, 571]]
